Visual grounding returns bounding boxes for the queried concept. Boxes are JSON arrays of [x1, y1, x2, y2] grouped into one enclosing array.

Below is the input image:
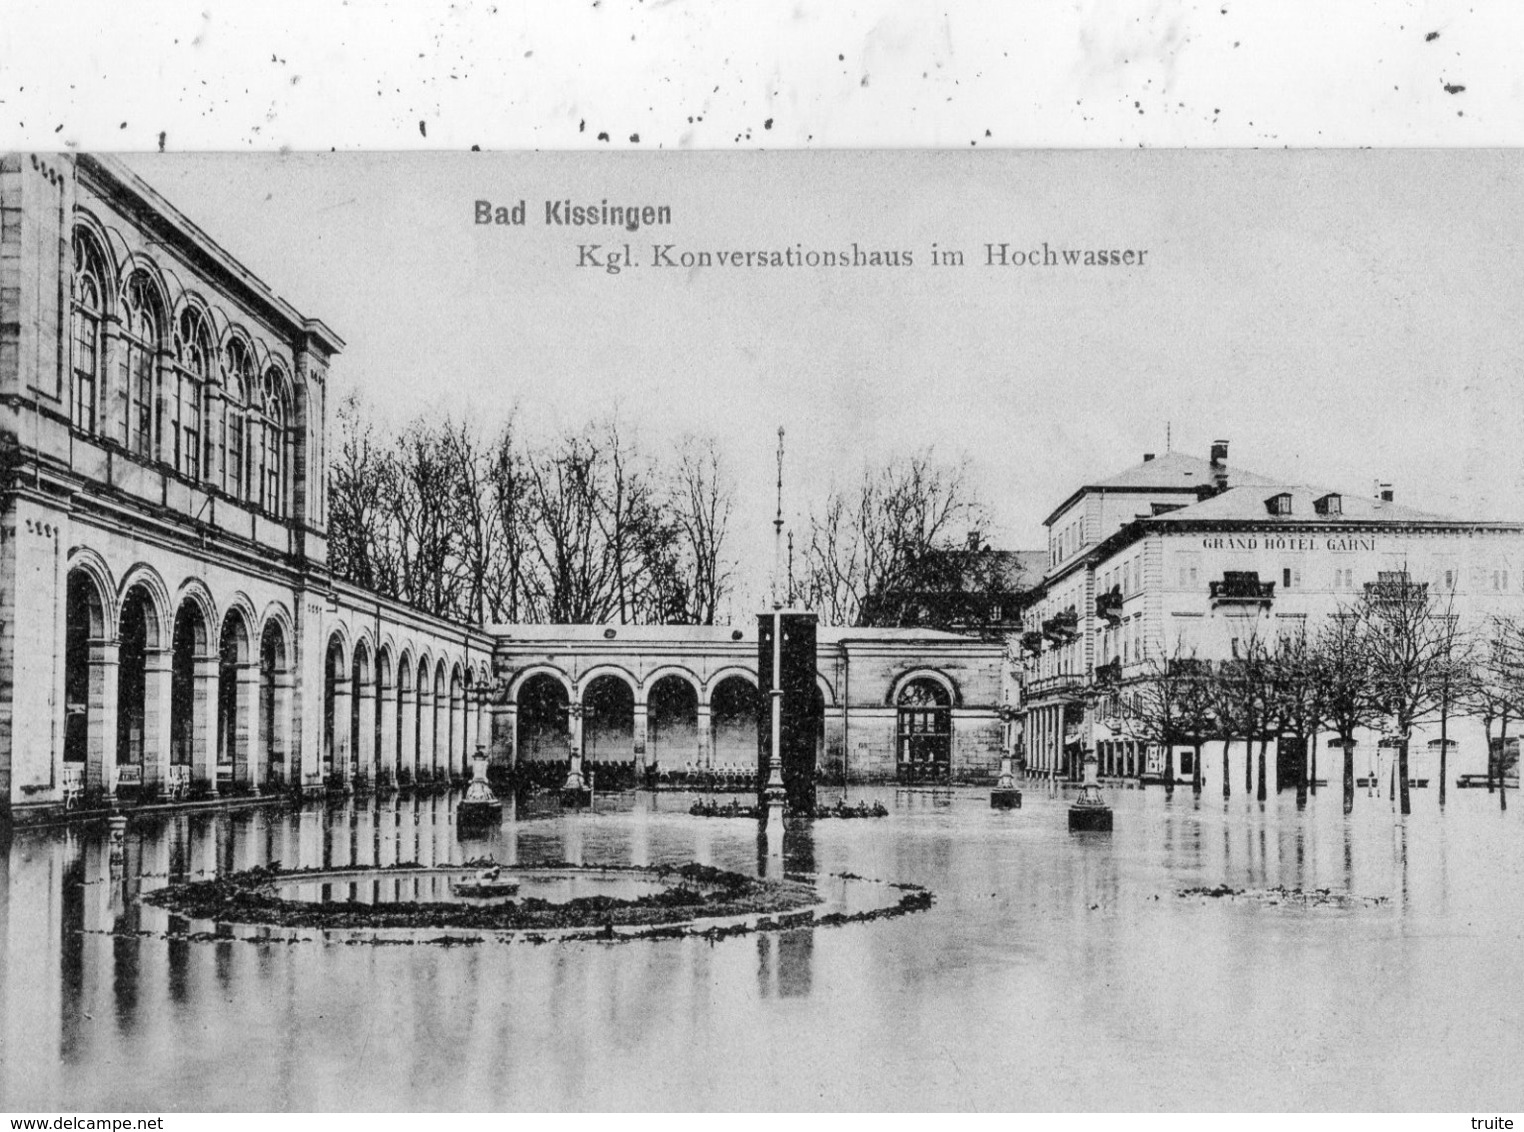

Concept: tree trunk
[[1483, 718, 1496, 793], [1438, 700, 1448, 808], [1192, 741, 1202, 795], [1342, 740, 1355, 815], [1501, 713, 1510, 813], [1222, 737, 1232, 799], [1295, 733, 1308, 809], [1309, 731, 1318, 795], [1397, 733, 1411, 816], [1164, 745, 1175, 797], [1245, 735, 1253, 794], [1256, 737, 1268, 802]]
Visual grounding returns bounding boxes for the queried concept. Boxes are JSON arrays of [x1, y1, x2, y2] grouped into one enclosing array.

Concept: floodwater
[[2, 781, 1521, 1111]]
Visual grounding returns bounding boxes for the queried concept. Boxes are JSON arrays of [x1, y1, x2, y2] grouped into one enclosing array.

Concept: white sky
[[115, 149, 1524, 595]]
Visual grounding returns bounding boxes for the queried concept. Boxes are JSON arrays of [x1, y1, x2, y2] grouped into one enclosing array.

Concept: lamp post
[[763, 426, 788, 839]]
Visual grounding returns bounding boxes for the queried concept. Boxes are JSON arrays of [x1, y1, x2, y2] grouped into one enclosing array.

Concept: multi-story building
[[1020, 441, 1524, 787], [0, 152, 1006, 816]]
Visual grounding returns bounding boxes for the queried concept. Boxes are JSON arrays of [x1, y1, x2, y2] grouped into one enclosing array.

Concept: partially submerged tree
[[1359, 569, 1470, 816], [1313, 608, 1380, 815]]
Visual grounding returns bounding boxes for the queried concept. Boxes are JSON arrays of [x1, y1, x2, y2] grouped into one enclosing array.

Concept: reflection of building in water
[[1, 154, 1007, 815], [1022, 441, 1524, 787], [756, 930, 814, 999]]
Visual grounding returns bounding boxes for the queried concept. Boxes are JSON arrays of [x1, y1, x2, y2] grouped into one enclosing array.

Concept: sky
[[117, 150, 1524, 601]]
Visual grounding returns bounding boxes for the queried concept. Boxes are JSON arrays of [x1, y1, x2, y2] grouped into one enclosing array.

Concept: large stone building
[[0, 153, 1005, 817], [1021, 442, 1524, 786]]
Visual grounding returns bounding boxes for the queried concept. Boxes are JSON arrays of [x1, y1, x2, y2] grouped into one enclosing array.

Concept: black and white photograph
[[3, 3, 1524, 1120]]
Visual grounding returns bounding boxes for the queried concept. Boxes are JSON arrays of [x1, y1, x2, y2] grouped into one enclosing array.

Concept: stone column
[[415, 686, 434, 780], [331, 676, 353, 786], [354, 678, 377, 788], [144, 647, 173, 799], [696, 703, 713, 769], [633, 701, 651, 769], [450, 687, 466, 778], [272, 671, 295, 789], [399, 687, 418, 782], [495, 702, 517, 770], [88, 641, 118, 797], [192, 655, 218, 795], [378, 681, 399, 786], [234, 661, 259, 793]]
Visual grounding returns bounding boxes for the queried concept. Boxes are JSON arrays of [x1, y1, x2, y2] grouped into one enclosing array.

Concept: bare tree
[[1266, 623, 1326, 808], [1118, 642, 1209, 795], [1213, 631, 1276, 802], [800, 451, 986, 627], [1359, 569, 1470, 815], [1460, 614, 1524, 812], [1312, 608, 1380, 815], [666, 435, 735, 624]]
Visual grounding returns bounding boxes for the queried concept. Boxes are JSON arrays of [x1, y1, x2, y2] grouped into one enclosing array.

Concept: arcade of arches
[[57, 558, 490, 804]]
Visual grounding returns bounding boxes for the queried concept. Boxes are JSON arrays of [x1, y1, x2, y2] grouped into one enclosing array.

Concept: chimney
[[1210, 439, 1229, 491], [1142, 452, 1156, 462], [967, 529, 982, 552], [1378, 483, 1394, 503]]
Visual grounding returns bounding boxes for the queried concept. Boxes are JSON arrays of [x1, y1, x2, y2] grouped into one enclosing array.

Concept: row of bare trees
[[327, 395, 736, 626], [1112, 575, 1521, 814]]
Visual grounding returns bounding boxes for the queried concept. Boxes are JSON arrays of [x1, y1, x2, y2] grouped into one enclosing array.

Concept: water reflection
[[1, 785, 1521, 1110]]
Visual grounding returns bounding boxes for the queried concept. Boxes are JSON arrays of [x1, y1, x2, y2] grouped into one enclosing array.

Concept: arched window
[[221, 337, 253, 499], [119, 272, 161, 457], [172, 307, 212, 480], [70, 232, 106, 434], [253, 366, 287, 515]]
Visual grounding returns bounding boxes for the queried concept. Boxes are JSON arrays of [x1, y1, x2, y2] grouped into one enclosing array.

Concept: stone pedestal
[[990, 751, 1022, 809], [1068, 749, 1113, 833]]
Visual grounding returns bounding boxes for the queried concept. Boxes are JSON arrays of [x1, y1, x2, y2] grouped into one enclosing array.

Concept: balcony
[[1209, 571, 1275, 608], [1020, 630, 1045, 655], [1095, 586, 1123, 625], [1094, 658, 1122, 686], [1042, 606, 1080, 644], [1364, 571, 1427, 605]]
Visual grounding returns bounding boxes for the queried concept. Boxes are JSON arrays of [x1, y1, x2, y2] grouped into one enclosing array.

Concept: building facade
[[1021, 442, 1524, 786], [0, 152, 1006, 816]]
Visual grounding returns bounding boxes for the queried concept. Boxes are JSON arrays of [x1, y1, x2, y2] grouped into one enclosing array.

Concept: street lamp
[[1069, 679, 1113, 832]]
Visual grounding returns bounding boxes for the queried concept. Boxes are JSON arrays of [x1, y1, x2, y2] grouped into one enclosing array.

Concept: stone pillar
[[450, 686, 466, 778], [355, 679, 377, 787], [144, 648, 173, 799], [495, 702, 517, 770], [415, 686, 434, 779], [271, 672, 294, 788], [378, 681, 399, 785], [331, 676, 353, 786], [399, 687, 418, 782], [234, 661, 259, 793], [633, 701, 651, 769], [88, 641, 118, 796], [192, 655, 218, 795], [696, 703, 713, 769]]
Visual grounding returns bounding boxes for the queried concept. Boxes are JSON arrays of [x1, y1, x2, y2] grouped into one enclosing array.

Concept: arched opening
[[711, 676, 760, 769], [64, 571, 106, 776], [375, 650, 392, 784], [432, 663, 447, 778], [897, 678, 952, 784], [395, 656, 414, 783], [216, 610, 251, 791], [350, 642, 372, 784], [648, 674, 699, 773], [323, 636, 346, 780], [170, 600, 209, 785], [414, 658, 431, 781], [582, 675, 635, 775], [449, 666, 465, 778], [259, 622, 287, 787], [116, 586, 157, 785], [517, 673, 571, 769]]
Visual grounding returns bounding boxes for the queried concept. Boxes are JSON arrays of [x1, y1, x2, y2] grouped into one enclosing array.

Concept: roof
[[1150, 483, 1454, 525], [1045, 452, 1279, 526], [485, 622, 980, 644]]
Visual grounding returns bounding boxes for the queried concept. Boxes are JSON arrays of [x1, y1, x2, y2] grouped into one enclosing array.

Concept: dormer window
[[1314, 492, 1342, 516], [1265, 492, 1293, 516]]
